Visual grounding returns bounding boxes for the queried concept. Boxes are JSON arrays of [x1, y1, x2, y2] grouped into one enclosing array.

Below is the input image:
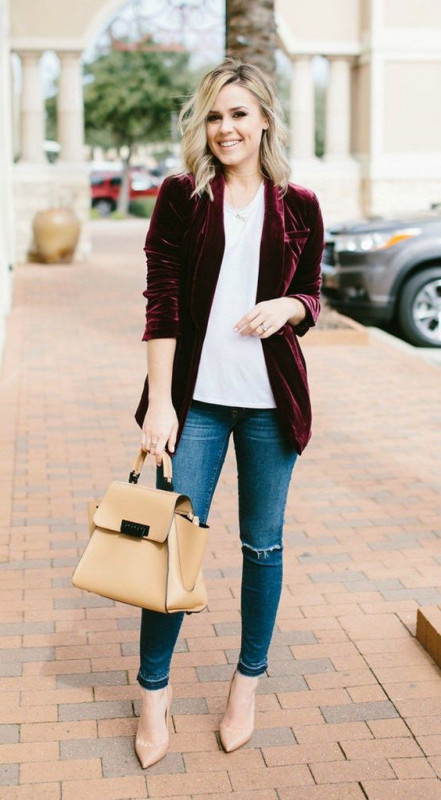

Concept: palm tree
[[226, 0, 277, 80]]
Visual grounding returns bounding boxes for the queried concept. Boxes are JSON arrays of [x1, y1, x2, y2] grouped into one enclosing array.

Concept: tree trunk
[[117, 148, 132, 216], [226, 0, 277, 81]]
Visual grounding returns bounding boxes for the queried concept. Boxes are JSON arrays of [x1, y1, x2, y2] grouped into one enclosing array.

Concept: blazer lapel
[[256, 177, 285, 302], [189, 170, 225, 329]]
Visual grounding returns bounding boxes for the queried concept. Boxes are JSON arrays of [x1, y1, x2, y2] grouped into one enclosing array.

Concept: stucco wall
[[11, 0, 124, 44], [278, 0, 360, 44], [359, 0, 371, 34], [384, 0, 441, 28], [351, 62, 370, 156], [384, 62, 441, 154]]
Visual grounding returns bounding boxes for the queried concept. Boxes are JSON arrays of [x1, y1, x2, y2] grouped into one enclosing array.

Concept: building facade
[[278, 0, 441, 221], [1, 0, 441, 358]]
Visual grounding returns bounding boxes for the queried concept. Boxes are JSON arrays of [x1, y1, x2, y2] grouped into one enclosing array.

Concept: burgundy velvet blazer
[[135, 169, 324, 454]]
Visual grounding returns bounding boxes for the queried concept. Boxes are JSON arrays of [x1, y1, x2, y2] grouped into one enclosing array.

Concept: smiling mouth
[[219, 140, 242, 148]]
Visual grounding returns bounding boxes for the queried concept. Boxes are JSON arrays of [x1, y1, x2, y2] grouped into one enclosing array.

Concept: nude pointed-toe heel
[[219, 718, 255, 753], [219, 672, 256, 753], [135, 685, 172, 769]]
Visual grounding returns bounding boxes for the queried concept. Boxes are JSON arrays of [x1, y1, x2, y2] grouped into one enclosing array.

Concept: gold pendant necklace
[[234, 210, 247, 222], [226, 181, 260, 222]]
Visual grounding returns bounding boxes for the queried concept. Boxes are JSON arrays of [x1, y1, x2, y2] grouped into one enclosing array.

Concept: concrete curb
[[369, 326, 441, 367], [416, 607, 441, 667]]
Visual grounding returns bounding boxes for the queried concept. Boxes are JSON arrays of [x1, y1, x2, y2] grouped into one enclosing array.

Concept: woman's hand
[[141, 399, 179, 466], [233, 297, 306, 338]]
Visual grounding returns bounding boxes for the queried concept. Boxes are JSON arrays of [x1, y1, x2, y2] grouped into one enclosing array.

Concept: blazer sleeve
[[141, 175, 192, 341], [286, 191, 324, 337]]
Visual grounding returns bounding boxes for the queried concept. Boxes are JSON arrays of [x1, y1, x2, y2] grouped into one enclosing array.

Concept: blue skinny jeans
[[137, 400, 297, 690]]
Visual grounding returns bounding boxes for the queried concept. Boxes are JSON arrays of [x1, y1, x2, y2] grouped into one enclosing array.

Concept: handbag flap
[[93, 481, 193, 543]]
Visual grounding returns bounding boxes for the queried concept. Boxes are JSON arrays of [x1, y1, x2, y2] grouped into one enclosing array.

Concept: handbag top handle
[[129, 449, 173, 489]]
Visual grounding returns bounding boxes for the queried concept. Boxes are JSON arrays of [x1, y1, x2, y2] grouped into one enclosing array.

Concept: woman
[[134, 59, 324, 768]]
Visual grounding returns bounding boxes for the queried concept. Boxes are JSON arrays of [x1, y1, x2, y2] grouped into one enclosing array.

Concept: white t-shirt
[[193, 182, 277, 408]]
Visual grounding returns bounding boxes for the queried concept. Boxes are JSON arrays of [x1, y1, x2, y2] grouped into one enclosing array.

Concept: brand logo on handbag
[[120, 520, 150, 539]]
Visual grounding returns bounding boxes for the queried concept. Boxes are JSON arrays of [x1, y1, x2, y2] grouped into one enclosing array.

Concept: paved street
[[1, 219, 441, 800]]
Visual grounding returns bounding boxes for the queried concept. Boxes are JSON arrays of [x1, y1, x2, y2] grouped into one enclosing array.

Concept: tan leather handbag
[[72, 450, 208, 613]]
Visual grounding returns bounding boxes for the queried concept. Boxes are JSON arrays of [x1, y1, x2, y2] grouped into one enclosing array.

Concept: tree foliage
[[82, 46, 195, 213], [83, 47, 194, 151]]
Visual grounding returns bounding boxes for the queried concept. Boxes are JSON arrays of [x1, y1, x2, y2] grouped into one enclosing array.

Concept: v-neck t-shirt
[[193, 182, 277, 408]]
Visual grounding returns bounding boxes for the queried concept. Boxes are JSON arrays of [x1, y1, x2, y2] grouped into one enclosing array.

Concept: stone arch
[[83, 0, 132, 47]]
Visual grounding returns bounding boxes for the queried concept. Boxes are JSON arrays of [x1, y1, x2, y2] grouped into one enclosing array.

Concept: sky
[[86, 0, 225, 66]]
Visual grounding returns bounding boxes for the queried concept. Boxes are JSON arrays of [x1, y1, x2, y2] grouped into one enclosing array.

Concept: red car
[[91, 168, 159, 215]]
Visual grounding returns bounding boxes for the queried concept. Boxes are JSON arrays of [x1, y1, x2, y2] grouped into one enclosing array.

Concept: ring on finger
[[260, 322, 268, 333]]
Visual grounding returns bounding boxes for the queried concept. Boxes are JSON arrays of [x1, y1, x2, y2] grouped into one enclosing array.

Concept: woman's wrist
[[148, 393, 173, 405], [279, 297, 306, 327]]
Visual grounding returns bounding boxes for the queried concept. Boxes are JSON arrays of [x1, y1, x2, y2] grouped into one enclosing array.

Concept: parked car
[[90, 167, 159, 216], [321, 207, 441, 347]]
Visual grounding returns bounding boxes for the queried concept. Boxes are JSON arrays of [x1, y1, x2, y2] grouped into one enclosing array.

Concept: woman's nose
[[219, 116, 233, 132]]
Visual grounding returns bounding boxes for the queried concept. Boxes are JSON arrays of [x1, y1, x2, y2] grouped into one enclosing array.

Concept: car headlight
[[334, 227, 422, 253]]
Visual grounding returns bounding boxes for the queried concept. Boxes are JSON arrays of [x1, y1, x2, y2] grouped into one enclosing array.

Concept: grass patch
[[128, 197, 157, 218]]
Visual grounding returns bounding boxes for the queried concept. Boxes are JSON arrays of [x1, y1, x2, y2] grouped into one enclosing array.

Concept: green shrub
[[129, 197, 157, 218]]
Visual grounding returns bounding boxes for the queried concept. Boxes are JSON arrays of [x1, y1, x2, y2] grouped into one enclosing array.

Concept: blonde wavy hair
[[179, 59, 290, 198]]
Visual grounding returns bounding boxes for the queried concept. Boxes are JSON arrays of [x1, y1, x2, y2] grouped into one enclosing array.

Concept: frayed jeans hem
[[237, 659, 267, 678], [137, 670, 169, 691]]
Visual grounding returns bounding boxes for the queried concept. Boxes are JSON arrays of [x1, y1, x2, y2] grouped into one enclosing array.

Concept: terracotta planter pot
[[32, 208, 81, 264]]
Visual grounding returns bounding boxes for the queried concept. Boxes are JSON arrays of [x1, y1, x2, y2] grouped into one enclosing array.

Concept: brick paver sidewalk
[[1, 220, 441, 800]]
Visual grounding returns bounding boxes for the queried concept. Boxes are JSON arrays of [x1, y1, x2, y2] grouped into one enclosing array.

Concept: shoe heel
[[135, 684, 172, 769], [219, 672, 256, 753]]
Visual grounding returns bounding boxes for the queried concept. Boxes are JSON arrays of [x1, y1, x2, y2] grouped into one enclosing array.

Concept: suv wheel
[[93, 199, 115, 217], [398, 267, 441, 347]]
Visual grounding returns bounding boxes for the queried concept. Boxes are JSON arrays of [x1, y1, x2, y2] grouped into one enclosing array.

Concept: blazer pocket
[[284, 229, 310, 262], [285, 228, 310, 238]]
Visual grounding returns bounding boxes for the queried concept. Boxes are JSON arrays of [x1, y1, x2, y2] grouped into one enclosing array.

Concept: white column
[[20, 51, 44, 162], [1, 4, 14, 360], [57, 51, 84, 162], [325, 57, 352, 159], [290, 56, 316, 160]]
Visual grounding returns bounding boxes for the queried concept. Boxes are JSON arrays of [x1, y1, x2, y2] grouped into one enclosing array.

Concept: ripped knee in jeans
[[241, 541, 283, 560]]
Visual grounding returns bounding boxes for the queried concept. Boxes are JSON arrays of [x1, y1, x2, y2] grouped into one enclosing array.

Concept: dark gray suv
[[321, 207, 441, 347]]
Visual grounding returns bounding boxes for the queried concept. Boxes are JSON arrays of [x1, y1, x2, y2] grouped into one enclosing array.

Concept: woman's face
[[205, 83, 268, 175]]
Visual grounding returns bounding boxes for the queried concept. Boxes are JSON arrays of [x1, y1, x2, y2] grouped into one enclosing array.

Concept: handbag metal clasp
[[120, 519, 150, 538]]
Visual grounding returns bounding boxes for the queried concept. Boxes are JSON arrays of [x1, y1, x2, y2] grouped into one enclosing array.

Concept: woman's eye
[[206, 111, 247, 122]]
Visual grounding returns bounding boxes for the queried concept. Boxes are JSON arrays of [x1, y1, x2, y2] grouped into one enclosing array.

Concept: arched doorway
[[10, 0, 225, 263]]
